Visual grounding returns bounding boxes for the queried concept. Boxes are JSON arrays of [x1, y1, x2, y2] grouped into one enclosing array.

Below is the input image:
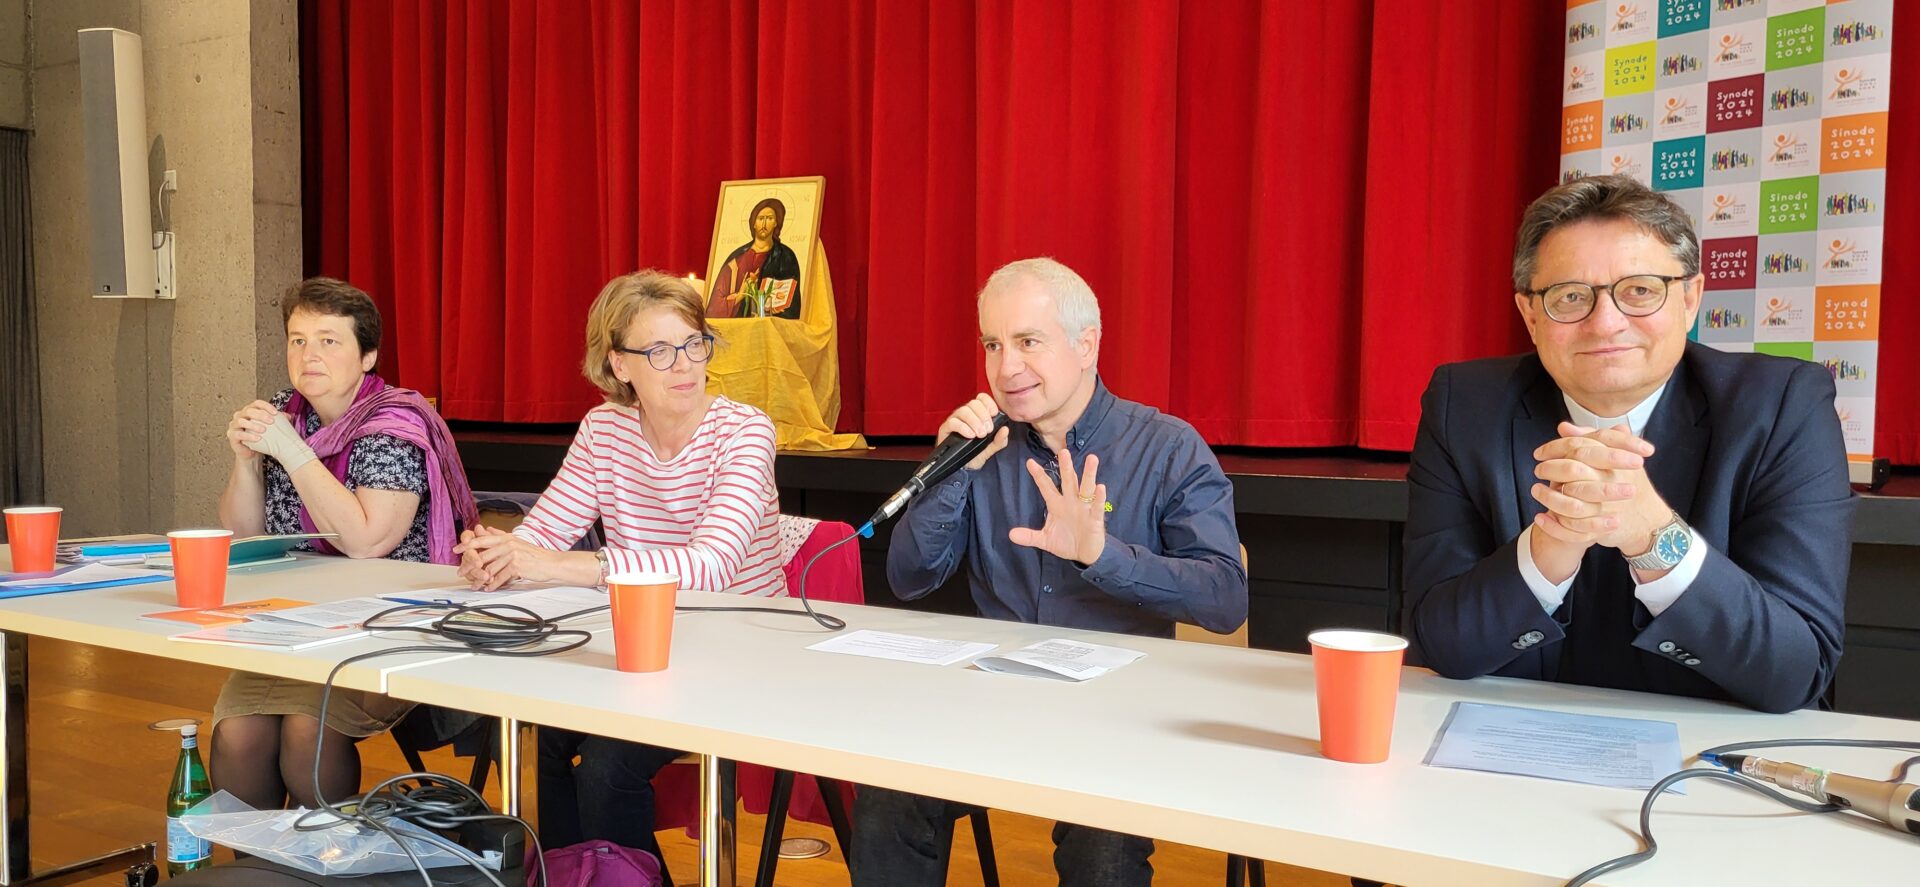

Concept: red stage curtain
[[302, 0, 1920, 464]]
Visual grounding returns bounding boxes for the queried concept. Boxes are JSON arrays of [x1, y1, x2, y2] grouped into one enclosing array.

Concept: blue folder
[[0, 573, 170, 600]]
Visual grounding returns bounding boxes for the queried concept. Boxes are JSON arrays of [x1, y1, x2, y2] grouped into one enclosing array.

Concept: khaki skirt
[[213, 671, 414, 739]]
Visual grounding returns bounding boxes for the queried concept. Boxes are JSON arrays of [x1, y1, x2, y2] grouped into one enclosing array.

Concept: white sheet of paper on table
[[972, 638, 1147, 681], [169, 620, 369, 651], [252, 597, 433, 630], [1424, 701, 1686, 792], [807, 629, 998, 666], [378, 585, 608, 622]]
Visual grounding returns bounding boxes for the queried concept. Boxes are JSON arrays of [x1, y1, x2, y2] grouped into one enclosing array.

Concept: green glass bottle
[[165, 723, 213, 876]]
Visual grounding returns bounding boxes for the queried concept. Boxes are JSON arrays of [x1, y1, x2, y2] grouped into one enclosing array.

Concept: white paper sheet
[[1424, 701, 1685, 791], [170, 621, 367, 651], [807, 629, 997, 666], [252, 597, 433, 630], [378, 585, 608, 621], [972, 638, 1146, 681]]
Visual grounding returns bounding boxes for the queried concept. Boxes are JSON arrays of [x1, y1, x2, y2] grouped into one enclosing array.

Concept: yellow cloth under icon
[[705, 240, 868, 451]]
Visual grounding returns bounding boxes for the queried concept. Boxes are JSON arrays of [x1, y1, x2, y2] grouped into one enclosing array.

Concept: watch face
[[1655, 525, 1690, 563]]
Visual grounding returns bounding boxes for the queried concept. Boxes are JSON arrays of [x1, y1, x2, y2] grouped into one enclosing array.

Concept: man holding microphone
[[851, 258, 1248, 887]]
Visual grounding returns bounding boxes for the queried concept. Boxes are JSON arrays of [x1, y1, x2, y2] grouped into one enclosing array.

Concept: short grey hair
[[977, 257, 1102, 338], [1512, 175, 1700, 291]]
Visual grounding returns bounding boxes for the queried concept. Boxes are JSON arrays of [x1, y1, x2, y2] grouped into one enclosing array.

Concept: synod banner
[[1560, 0, 1895, 478]]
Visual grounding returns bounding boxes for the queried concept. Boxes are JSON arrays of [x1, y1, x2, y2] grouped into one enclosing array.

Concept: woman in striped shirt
[[455, 269, 782, 859]]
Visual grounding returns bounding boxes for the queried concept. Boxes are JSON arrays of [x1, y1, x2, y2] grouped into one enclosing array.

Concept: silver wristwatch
[[1625, 512, 1692, 571]]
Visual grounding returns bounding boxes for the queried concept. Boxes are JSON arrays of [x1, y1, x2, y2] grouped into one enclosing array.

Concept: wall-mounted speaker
[[79, 27, 172, 299]]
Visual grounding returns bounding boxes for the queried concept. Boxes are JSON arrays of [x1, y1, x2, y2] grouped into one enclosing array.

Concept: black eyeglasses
[[616, 335, 715, 371], [1524, 274, 1682, 323]]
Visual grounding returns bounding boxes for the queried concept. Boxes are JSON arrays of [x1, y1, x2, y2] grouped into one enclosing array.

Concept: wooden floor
[[25, 637, 1349, 886]]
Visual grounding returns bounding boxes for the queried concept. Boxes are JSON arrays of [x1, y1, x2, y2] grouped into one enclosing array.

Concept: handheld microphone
[[1718, 754, 1920, 835], [866, 412, 1011, 529]]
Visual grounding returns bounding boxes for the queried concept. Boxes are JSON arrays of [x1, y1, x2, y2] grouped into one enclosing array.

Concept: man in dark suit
[[1404, 175, 1854, 714]]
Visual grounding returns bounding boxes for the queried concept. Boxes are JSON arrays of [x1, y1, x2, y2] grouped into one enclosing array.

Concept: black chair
[[390, 706, 499, 794], [752, 776, 999, 887], [1226, 854, 1267, 886]]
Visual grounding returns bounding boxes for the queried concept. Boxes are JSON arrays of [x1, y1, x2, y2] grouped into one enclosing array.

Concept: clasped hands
[[1529, 421, 1672, 563], [454, 526, 567, 591]]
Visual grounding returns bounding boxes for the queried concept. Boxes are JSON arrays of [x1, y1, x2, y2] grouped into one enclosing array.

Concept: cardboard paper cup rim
[[1308, 629, 1409, 653], [3, 506, 62, 515], [606, 571, 680, 587], [167, 529, 235, 539]]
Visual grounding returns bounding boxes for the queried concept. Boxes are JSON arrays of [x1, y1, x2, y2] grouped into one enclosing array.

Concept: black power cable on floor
[[291, 600, 606, 887], [282, 552, 863, 887]]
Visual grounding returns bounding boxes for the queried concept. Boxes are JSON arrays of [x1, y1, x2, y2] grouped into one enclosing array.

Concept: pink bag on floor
[[526, 840, 664, 887]]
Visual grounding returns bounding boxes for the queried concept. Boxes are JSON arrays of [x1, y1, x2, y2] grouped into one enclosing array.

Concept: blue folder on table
[[0, 566, 171, 600]]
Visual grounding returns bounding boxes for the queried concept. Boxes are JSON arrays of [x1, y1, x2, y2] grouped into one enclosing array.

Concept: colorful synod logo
[[1660, 97, 1692, 126], [1705, 307, 1747, 330], [1825, 192, 1876, 218], [1710, 146, 1752, 171], [1769, 131, 1806, 164], [1715, 32, 1753, 64], [1823, 237, 1867, 270], [1707, 192, 1745, 224], [1611, 111, 1649, 134], [1569, 64, 1595, 93], [1569, 20, 1598, 44], [1610, 151, 1647, 180], [1762, 251, 1805, 275], [1823, 358, 1868, 382], [1770, 87, 1812, 112], [1831, 22, 1883, 48], [1830, 68, 1867, 102], [1662, 53, 1701, 77], [1761, 296, 1804, 328], [1611, 3, 1650, 34]]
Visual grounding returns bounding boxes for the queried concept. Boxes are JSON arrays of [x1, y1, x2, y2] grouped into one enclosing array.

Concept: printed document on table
[[250, 598, 437, 630], [170, 621, 367, 651], [491, 586, 609, 621], [972, 638, 1145, 681], [378, 586, 503, 608], [377, 585, 609, 622], [1424, 702, 1685, 791], [807, 629, 997, 666]]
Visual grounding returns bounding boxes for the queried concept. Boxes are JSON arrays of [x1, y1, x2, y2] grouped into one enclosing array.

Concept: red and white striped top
[[514, 397, 785, 597]]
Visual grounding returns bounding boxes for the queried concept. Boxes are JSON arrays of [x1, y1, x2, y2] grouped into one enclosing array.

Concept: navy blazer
[[1404, 342, 1855, 713]]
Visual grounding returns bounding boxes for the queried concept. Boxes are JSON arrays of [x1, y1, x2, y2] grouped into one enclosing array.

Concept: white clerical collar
[[1562, 377, 1670, 438]]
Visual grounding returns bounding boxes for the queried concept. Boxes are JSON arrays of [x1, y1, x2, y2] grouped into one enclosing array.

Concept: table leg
[[698, 754, 736, 887], [497, 717, 523, 816], [0, 632, 157, 886]]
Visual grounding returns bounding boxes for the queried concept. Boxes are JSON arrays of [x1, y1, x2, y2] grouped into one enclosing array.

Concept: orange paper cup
[[1309, 629, 1409, 764], [4, 507, 62, 573], [607, 572, 680, 673], [168, 529, 234, 609]]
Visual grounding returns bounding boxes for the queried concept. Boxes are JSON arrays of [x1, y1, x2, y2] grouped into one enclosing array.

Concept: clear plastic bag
[[179, 790, 501, 877]]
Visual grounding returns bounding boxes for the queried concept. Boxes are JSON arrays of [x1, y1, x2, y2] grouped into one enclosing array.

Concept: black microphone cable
[[279, 570, 861, 887], [669, 527, 865, 631], [288, 600, 606, 887], [1562, 738, 1920, 886]]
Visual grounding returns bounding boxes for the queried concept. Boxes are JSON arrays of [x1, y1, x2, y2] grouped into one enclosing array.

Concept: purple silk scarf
[[282, 375, 478, 565]]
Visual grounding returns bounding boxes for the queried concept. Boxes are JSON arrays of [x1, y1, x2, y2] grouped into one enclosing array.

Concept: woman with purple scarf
[[212, 277, 477, 811]]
